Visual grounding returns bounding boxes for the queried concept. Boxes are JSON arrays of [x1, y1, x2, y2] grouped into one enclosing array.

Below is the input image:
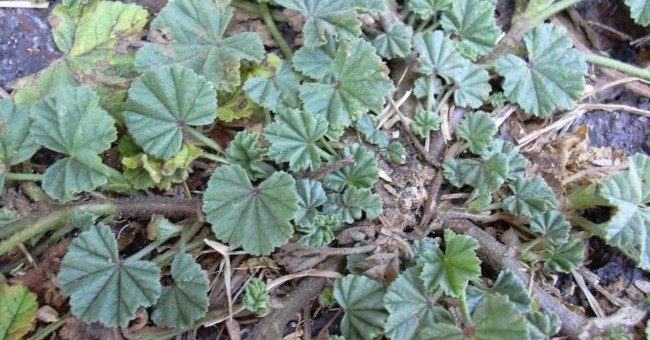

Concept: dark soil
[[0, 7, 61, 91]]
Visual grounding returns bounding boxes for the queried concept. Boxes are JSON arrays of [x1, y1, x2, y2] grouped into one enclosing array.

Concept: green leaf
[[371, 24, 413, 59], [273, 0, 361, 46], [414, 31, 467, 80], [419, 293, 529, 339], [487, 139, 526, 180], [503, 177, 557, 218], [264, 109, 329, 171], [298, 214, 339, 248], [226, 131, 272, 180], [292, 37, 338, 80], [456, 111, 496, 155], [325, 187, 383, 224], [443, 153, 509, 194], [202, 165, 298, 255], [409, 0, 453, 19], [244, 278, 271, 317], [0, 100, 39, 191], [135, 0, 264, 92], [412, 110, 442, 139], [0, 285, 38, 340], [152, 253, 209, 329], [333, 275, 387, 340], [124, 65, 217, 161], [58, 223, 161, 327], [527, 311, 560, 340], [544, 236, 585, 273], [12, 63, 79, 107], [243, 58, 301, 113], [466, 269, 531, 313], [441, 0, 500, 57], [384, 267, 455, 339], [299, 38, 394, 128], [413, 76, 442, 101], [295, 179, 328, 227], [356, 115, 389, 148], [324, 144, 379, 191], [624, 0, 650, 26], [449, 62, 491, 108], [529, 210, 570, 245], [418, 229, 481, 296], [494, 23, 587, 117], [380, 141, 407, 165], [594, 154, 650, 269], [30, 86, 117, 201]]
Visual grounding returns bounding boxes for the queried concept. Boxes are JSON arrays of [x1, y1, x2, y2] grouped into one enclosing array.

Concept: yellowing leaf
[[0, 285, 38, 340]]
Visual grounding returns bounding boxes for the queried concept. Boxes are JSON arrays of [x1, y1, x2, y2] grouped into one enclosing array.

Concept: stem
[[128, 237, 169, 261], [585, 53, 650, 81], [259, 1, 293, 60], [153, 238, 205, 268], [570, 215, 605, 237], [184, 126, 226, 155], [27, 314, 70, 340], [230, 0, 286, 22], [434, 86, 455, 116], [0, 202, 115, 257], [5, 173, 44, 181], [319, 137, 338, 156], [200, 152, 229, 164], [415, 17, 431, 34], [0, 197, 199, 257], [479, 202, 502, 212], [426, 75, 436, 111], [529, 0, 586, 27], [458, 285, 472, 326]]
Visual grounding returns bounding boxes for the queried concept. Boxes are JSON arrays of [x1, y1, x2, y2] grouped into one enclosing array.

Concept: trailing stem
[[259, 1, 293, 60]]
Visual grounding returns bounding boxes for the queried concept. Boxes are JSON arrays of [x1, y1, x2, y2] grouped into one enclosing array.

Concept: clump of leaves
[[135, 0, 264, 92], [244, 279, 271, 317]]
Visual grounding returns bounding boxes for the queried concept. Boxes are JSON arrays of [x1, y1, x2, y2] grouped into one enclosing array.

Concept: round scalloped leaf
[[529, 210, 570, 245], [264, 109, 329, 171], [384, 267, 455, 339], [30, 85, 116, 156], [325, 187, 383, 224], [466, 269, 531, 314], [324, 144, 379, 191], [487, 138, 526, 180], [503, 177, 557, 218], [225, 131, 272, 180], [152, 253, 209, 329], [624, 0, 650, 26], [295, 179, 327, 227], [0, 285, 38, 340], [0, 100, 39, 167], [42, 153, 113, 202], [543, 237, 585, 273], [440, 0, 501, 58], [202, 165, 298, 255], [449, 62, 491, 108], [124, 65, 217, 161], [443, 153, 509, 194], [243, 60, 301, 113], [300, 38, 394, 128], [292, 37, 338, 80], [527, 311, 561, 339], [371, 24, 413, 59], [494, 23, 587, 117], [456, 111, 497, 155], [419, 293, 529, 339], [414, 30, 467, 80], [57, 223, 161, 327], [418, 229, 481, 296], [409, 0, 453, 19], [412, 110, 442, 139], [135, 0, 264, 92], [333, 275, 387, 340], [274, 0, 361, 47]]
